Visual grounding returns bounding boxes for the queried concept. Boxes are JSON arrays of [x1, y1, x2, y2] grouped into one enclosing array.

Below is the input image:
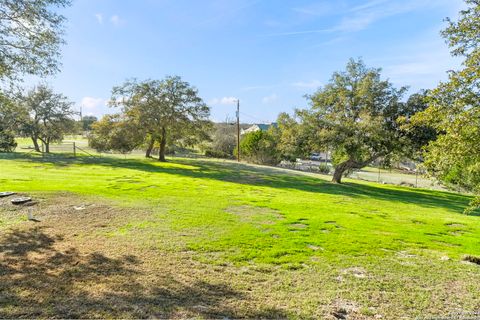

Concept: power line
[[239, 111, 271, 124]]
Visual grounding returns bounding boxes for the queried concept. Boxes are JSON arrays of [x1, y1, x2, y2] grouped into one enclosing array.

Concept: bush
[[88, 114, 142, 154], [0, 129, 16, 152], [240, 130, 280, 165], [318, 163, 330, 174], [208, 123, 236, 158], [205, 149, 232, 159]]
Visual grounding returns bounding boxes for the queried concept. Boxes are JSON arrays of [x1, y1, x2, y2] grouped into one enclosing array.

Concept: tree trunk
[[145, 137, 154, 158], [45, 142, 50, 153], [31, 136, 40, 152], [158, 128, 166, 162], [332, 161, 352, 183], [332, 156, 381, 183]]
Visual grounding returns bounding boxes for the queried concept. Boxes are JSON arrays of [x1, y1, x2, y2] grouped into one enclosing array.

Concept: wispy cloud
[[209, 97, 238, 105], [266, 0, 452, 36], [94, 13, 125, 27], [262, 93, 278, 104], [94, 13, 103, 24], [110, 15, 124, 26], [349, 0, 388, 13]]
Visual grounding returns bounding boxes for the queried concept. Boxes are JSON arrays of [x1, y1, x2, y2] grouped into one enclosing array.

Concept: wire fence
[[278, 160, 446, 190]]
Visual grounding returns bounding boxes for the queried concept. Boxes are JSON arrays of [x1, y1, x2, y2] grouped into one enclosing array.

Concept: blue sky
[[44, 0, 464, 123]]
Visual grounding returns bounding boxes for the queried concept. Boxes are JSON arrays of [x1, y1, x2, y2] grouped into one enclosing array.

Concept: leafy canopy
[[240, 130, 280, 165], [0, 0, 70, 81], [108, 76, 211, 160], [297, 58, 407, 182], [19, 84, 74, 151], [412, 0, 480, 212]]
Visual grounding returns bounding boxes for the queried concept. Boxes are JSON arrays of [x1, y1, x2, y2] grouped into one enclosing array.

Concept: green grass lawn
[[1, 152, 479, 319]]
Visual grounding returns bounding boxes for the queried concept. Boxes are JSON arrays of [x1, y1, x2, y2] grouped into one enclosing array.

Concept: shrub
[[318, 163, 330, 174], [0, 129, 16, 152], [205, 149, 232, 159], [240, 130, 280, 165], [208, 123, 236, 158]]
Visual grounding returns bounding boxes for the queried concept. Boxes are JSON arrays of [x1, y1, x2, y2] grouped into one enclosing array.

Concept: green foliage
[[89, 114, 142, 154], [412, 0, 480, 213], [397, 91, 438, 160], [0, 128, 16, 152], [276, 112, 309, 161], [0, 0, 70, 81], [240, 130, 280, 165], [318, 163, 330, 174], [18, 84, 75, 152], [111, 76, 212, 161], [297, 58, 407, 183], [205, 148, 232, 159], [208, 123, 236, 158]]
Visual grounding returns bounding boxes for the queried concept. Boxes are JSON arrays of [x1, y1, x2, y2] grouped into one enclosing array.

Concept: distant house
[[241, 123, 278, 135]]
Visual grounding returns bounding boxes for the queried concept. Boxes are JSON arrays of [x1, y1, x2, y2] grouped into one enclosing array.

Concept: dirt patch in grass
[[445, 222, 465, 228], [331, 299, 359, 319], [0, 194, 290, 319], [448, 230, 468, 236], [396, 251, 416, 258], [289, 223, 308, 229], [341, 267, 368, 279], [307, 244, 322, 251], [411, 219, 426, 224]]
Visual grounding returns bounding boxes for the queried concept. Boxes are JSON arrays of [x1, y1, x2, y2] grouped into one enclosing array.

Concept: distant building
[[241, 123, 278, 135]]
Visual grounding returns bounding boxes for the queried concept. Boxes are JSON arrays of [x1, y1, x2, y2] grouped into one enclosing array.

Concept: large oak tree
[[19, 84, 74, 152], [298, 58, 407, 183], [110, 76, 211, 161]]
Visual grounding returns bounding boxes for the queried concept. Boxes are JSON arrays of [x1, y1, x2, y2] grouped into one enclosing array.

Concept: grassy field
[[1, 152, 479, 319]]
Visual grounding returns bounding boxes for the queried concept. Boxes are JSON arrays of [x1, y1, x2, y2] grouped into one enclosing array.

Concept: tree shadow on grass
[[0, 226, 288, 318], [1, 152, 476, 215]]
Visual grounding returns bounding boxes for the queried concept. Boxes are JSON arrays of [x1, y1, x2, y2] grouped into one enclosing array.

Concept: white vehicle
[[310, 153, 321, 161]]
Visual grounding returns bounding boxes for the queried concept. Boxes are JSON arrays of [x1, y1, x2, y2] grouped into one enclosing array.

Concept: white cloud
[[262, 93, 278, 104], [110, 15, 124, 26], [95, 13, 103, 24], [291, 80, 322, 89], [81, 97, 107, 109], [209, 97, 238, 105]]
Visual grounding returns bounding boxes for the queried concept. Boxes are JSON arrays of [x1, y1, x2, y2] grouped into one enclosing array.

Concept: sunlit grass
[[1, 152, 479, 318]]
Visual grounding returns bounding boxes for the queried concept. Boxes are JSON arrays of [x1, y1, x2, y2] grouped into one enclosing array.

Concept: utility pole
[[236, 99, 240, 162]]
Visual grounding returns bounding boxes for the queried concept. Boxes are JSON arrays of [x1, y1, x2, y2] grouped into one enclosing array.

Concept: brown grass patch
[[0, 194, 290, 319]]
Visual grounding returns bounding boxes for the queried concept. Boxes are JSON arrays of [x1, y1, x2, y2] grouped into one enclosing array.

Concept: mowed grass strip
[[0, 153, 479, 318]]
